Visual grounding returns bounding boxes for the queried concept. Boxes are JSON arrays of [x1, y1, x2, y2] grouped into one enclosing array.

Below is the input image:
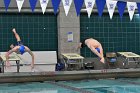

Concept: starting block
[[61, 53, 84, 70]]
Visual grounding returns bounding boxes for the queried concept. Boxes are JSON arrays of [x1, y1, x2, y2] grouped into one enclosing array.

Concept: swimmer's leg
[[12, 28, 21, 42], [98, 45, 105, 63], [90, 46, 102, 59]]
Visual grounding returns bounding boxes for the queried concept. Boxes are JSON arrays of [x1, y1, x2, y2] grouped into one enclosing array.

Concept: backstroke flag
[[96, 0, 106, 17], [137, 3, 140, 16], [117, 1, 126, 19], [85, 0, 95, 18], [52, 0, 61, 14], [106, 0, 117, 19], [39, 0, 49, 14], [16, 0, 24, 12], [62, 0, 72, 16], [4, 0, 11, 11], [127, 2, 136, 21], [74, 0, 84, 16], [29, 0, 37, 12]]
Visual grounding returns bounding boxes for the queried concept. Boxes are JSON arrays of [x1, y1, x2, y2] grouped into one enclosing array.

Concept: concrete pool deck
[[0, 68, 140, 83]]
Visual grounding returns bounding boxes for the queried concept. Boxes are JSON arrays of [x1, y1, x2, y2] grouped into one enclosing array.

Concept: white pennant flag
[[16, 0, 24, 12], [62, 0, 72, 16], [85, 0, 95, 18], [127, 2, 136, 21], [106, 0, 117, 19], [39, 0, 49, 14]]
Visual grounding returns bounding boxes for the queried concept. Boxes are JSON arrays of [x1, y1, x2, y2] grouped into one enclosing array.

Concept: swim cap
[[95, 48, 100, 53], [81, 39, 86, 48], [81, 42, 86, 48], [19, 45, 25, 55]]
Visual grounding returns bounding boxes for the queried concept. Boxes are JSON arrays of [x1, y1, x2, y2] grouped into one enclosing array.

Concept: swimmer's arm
[[5, 48, 16, 63], [77, 43, 82, 50], [26, 47, 34, 69], [5, 50, 13, 62], [5, 48, 16, 61]]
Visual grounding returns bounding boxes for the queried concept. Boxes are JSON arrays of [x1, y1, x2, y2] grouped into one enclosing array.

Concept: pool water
[[0, 78, 140, 93]]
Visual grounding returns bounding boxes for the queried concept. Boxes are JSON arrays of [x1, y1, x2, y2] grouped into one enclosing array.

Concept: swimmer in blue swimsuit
[[77, 38, 105, 63], [5, 28, 34, 69]]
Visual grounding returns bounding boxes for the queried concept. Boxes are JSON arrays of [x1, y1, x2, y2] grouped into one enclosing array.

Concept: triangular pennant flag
[[74, 0, 84, 16], [16, 0, 24, 12], [39, 0, 49, 14], [127, 2, 136, 21], [52, 0, 61, 15], [29, 0, 37, 12], [85, 0, 95, 18], [4, 0, 11, 11], [106, 0, 117, 19], [137, 3, 140, 16], [62, 0, 72, 16], [96, 0, 106, 17], [117, 1, 126, 19]]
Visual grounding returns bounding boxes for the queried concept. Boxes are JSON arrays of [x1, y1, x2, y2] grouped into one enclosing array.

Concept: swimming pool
[[0, 78, 140, 93]]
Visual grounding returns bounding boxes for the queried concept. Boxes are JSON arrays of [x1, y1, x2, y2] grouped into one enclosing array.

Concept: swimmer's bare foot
[[100, 58, 105, 64], [12, 28, 16, 33], [31, 64, 34, 70]]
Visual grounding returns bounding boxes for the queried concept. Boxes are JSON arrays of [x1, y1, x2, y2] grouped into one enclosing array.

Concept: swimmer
[[77, 38, 105, 63], [5, 28, 34, 69]]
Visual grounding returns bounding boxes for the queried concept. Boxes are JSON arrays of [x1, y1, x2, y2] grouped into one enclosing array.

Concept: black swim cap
[[81, 40, 86, 48]]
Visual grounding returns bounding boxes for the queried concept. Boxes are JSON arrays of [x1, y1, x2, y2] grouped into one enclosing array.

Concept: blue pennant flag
[[96, 0, 106, 17], [52, 0, 61, 15], [29, 0, 37, 12], [117, 1, 126, 19], [74, 0, 84, 16], [137, 3, 140, 16], [4, 0, 11, 11]]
